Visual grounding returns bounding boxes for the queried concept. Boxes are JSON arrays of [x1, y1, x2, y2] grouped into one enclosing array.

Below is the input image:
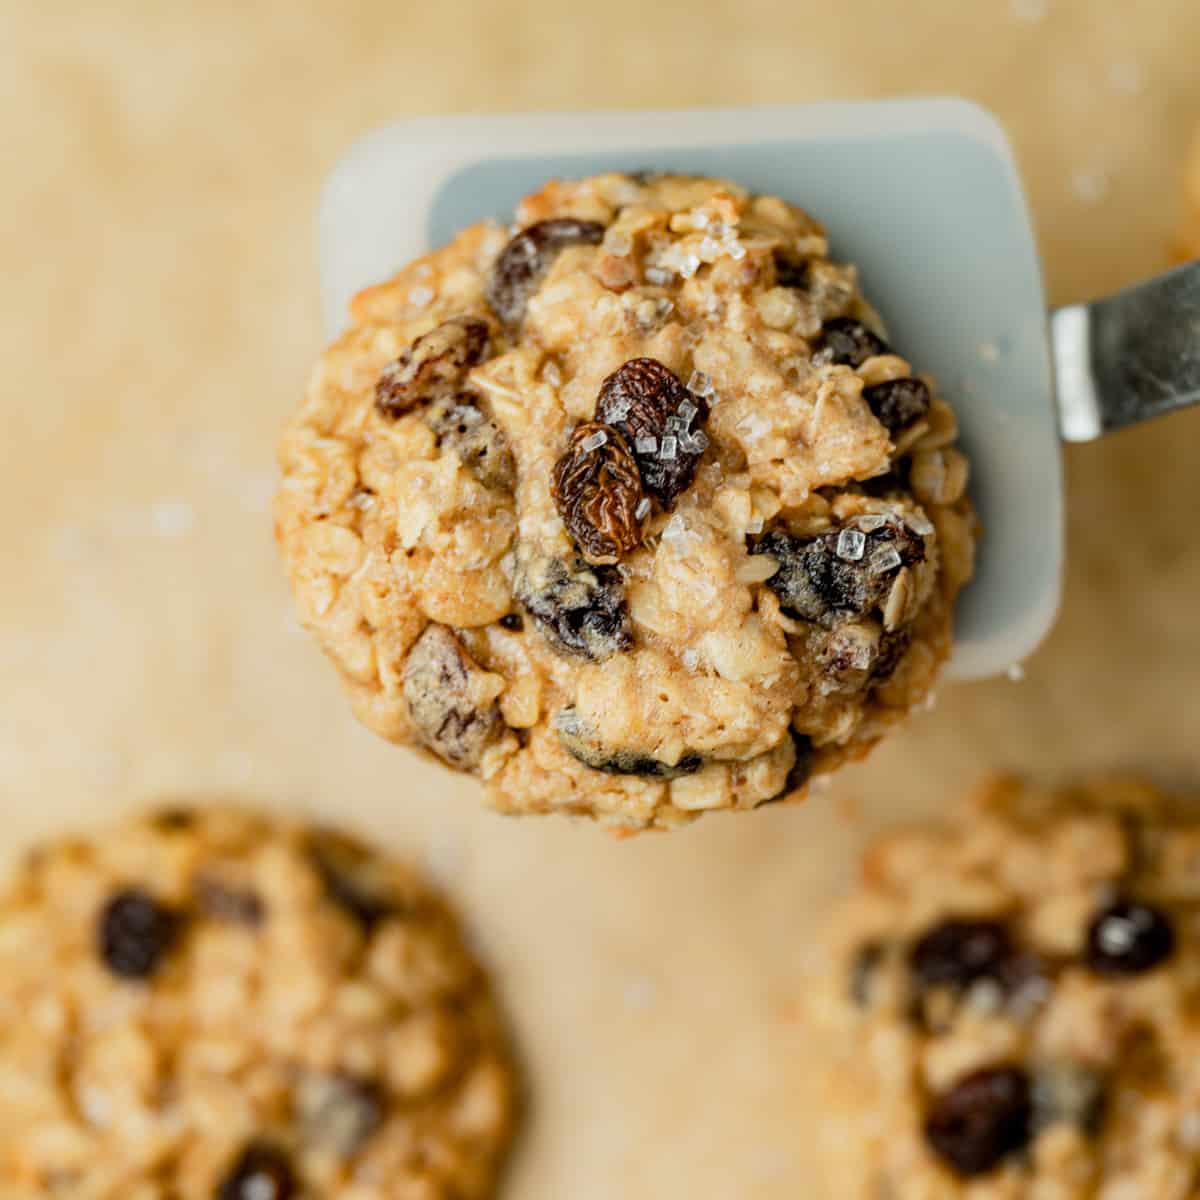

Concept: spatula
[[317, 99, 1200, 681]]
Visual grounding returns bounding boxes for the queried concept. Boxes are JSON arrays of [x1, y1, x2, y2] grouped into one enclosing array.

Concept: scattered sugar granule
[[634, 497, 652, 520], [836, 529, 867, 562], [659, 436, 678, 461], [869, 547, 903, 575], [580, 429, 609, 452], [679, 253, 701, 279], [904, 512, 935, 537], [635, 436, 658, 454], [688, 371, 714, 397], [541, 360, 562, 387], [644, 266, 674, 286], [857, 513, 888, 533], [681, 648, 700, 671], [678, 400, 697, 424]]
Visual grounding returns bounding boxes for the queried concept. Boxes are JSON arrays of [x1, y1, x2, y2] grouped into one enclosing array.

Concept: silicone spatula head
[[319, 99, 1063, 681]]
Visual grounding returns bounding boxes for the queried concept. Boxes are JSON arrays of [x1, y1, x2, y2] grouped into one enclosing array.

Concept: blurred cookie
[[0, 806, 518, 1198], [1174, 128, 1200, 261], [812, 774, 1200, 1198], [275, 172, 976, 830]]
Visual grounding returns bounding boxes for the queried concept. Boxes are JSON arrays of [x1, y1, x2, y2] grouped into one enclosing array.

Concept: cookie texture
[[0, 806, 518, 1199], [812, 774, 1200, 1198], [275, 173, 976, 829]]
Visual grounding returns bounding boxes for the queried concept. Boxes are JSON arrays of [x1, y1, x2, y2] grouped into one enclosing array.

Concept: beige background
[[3, 1, 1200, 1194]]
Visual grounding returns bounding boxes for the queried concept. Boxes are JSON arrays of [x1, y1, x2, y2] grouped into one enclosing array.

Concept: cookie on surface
[[0, 806, 518, 1199], [812, 774, 1200, 1198], [276, 172, 976, 829]]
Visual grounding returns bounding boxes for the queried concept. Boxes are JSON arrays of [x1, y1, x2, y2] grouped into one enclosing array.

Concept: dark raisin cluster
[[513, 552, 633, 663], [812, 318, 931, 433], [849, 895, 1179, 1179], [595, 357, 711, 507], [550, 358, 710, 569], [754, 518, 925, 627]]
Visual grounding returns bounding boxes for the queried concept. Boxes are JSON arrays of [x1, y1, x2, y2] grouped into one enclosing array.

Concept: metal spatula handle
[[1053, 259, 1200, 442]]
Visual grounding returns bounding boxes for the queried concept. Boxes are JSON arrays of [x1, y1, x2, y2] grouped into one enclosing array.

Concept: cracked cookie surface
[[812, 774, 1200, 1198], [0, 806, 518, 1199], [275, 173, 976, 829]]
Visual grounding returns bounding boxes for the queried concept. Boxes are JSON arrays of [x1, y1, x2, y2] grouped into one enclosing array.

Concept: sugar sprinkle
[[836, 528, 867, 562]]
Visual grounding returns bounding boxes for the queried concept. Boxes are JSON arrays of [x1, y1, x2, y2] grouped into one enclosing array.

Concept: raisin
[[772, 251, 810, 290], [309, 832, 398, 932], [153, 808, 196, 830], [486, 218, 605, 326], [1085, 900, 1175, 977], [193, 875, 265, 927], [863, 377, 932, 434], [925, 1066, 1033, 1177], [753, 518, 925, 626], [873, 628, 911, 682], [425, 393, 515, 491], [217, 1141, 296, 1200], [402, 623, 505, 770], [375, 316, 490, 418], [910, 919, 1014, 992], [554, 707, 703, 778], [595, 358, 709, 507], [499, 613, 523, 631], [786, 731, 814, 791], [1031, 1064, 1107, 1137], [296, 1072, 383, 1158], [514, 551, 632, 662], [850, 942, 885, 1007], [98, 888, 181, 980], [812, 317, 890, 368], [551, 422, 647, 565], [757, 730, 815, 807]]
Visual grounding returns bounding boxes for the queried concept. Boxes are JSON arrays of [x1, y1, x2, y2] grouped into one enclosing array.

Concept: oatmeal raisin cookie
[[275, 173, 977, 829], [813, 774, 1200, 1198], [0, 805, 518, 1199]]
